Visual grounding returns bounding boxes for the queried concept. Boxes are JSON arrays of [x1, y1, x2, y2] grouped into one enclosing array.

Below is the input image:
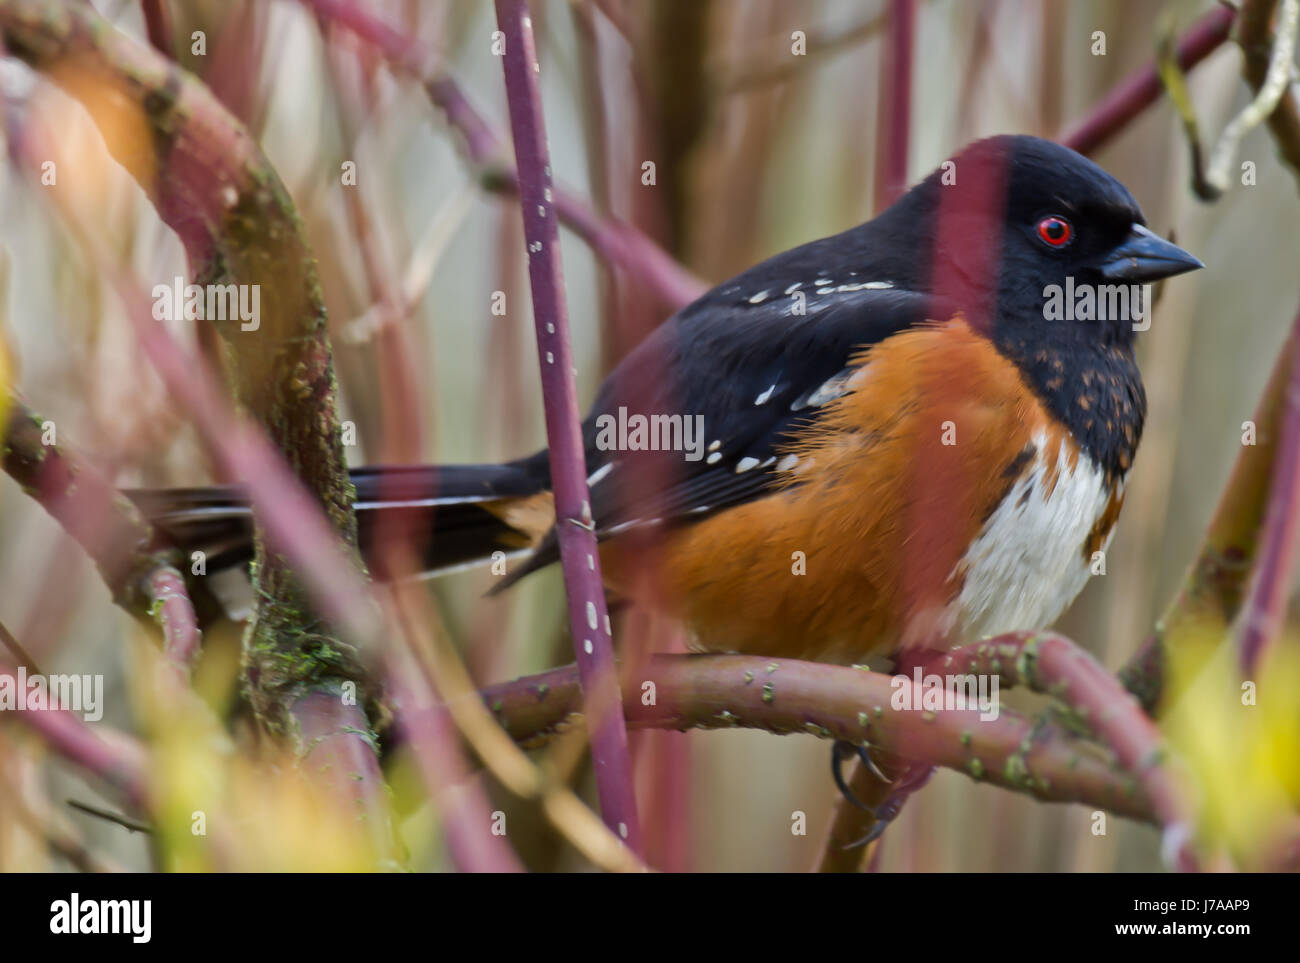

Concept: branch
[[970, 634, 1197, 870], [1207, 0, 1300, 192], [121, 279, 520, 870], [1059, 5, 1236, 155], [0, 0, 389, 831], [1239, 0, 1300, 185], [1121, 324, 1291, 709], [873, 0, 914, 212], [479, 655, 1155, 822], [494, 0, 642, 854], [1235, 309, 1300, 672], [2, 398, 202, 675]]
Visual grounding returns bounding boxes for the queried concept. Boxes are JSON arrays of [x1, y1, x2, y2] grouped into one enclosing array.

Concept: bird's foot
[[830, 741, 932, 849]]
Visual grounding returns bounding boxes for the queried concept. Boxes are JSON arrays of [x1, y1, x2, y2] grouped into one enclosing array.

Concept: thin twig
[[1239, 0, 1300, 186], [1208, 0, 1300, 190], [67, 798, 154, 835]]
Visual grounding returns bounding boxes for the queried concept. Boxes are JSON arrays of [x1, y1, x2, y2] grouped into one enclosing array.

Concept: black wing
[[499, 274, 948, 586]]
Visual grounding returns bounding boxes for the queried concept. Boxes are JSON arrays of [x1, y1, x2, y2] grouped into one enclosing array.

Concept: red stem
[[1001, 633, 1199, 870], [874, 0, 914, 211], [126, 287, 522, 868], [493, 0, 642, 854], [0, 662, 149, 809], [140, 0, 173, 60], [1238, 308, 1300, 673], [1060, 5, 1236, 155], [144, 566, 202, 672]]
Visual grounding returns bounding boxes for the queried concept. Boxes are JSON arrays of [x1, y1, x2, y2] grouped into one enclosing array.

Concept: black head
[[880, 134, 1202, 346], [866, 135, 1201, 479]]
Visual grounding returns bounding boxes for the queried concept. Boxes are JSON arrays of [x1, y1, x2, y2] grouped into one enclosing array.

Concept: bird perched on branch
[[131, 134, 1200, 828]]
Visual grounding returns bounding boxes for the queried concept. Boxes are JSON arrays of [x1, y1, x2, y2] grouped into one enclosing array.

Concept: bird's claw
[[830, 740, 914, 849]]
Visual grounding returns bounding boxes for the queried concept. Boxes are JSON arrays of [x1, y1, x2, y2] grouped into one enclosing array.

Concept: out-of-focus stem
[[2, 399, 201, 675], [873, 0, 913, 211], [0, 662, 149, 810]]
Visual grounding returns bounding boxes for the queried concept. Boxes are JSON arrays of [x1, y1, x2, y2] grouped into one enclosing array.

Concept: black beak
[[1099, 224, 1203, 282]]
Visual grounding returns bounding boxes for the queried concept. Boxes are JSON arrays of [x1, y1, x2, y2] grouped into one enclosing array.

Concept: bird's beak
[[1098, 224, 1203, 282]]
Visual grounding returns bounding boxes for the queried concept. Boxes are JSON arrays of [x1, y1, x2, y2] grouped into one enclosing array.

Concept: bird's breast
[[946, 433, 1124, 643], [605, 319, 1134, 663]]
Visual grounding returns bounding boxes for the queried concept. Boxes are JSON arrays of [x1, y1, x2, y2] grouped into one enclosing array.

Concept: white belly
[[948, 432, 1120, 642]]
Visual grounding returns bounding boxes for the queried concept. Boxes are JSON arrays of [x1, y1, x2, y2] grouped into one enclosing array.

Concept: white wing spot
[[829, 280, 893, 293], [755, 385, 776, 405], [792, 371, 855, 411], [706, 451, 722, 465], [735, 457, 761, 473]]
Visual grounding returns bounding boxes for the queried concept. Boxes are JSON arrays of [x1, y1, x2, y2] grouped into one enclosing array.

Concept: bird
[[130, 134, 1201, 827]]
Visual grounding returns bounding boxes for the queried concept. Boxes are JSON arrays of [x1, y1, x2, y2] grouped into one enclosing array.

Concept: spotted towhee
[[133, 135, 1201, 672]]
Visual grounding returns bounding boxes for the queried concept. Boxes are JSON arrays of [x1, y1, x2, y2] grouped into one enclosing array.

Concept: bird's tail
[[126, 459, 554, 581]]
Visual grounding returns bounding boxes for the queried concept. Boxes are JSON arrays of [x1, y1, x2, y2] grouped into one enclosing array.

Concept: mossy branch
[[0, 0, 368, 723]]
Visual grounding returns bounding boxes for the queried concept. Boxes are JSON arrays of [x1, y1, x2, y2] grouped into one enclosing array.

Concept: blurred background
[[0, 0, 1296, 871]]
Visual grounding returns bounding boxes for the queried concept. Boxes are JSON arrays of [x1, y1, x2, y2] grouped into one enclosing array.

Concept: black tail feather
[[127, 460, 551, 579]]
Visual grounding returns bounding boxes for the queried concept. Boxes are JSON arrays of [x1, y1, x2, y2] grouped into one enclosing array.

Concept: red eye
[[1036, 215, 1072, 247]]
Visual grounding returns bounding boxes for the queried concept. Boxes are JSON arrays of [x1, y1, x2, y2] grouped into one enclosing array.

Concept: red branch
[[873, 0, 914, 211], [976, 633, 1199, 870], [143, 566, 202, 673], [0, 662, 149, 810], [493, 0, 642, 854], [1, 399, 201, 677], [1237, 307, 1300, 672], [1060, 5, 1236, 155], [126, 287, 523, 870]]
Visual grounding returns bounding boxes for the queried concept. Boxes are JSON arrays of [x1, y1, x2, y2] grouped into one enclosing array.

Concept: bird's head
[[884, 134, 1202, 346]]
